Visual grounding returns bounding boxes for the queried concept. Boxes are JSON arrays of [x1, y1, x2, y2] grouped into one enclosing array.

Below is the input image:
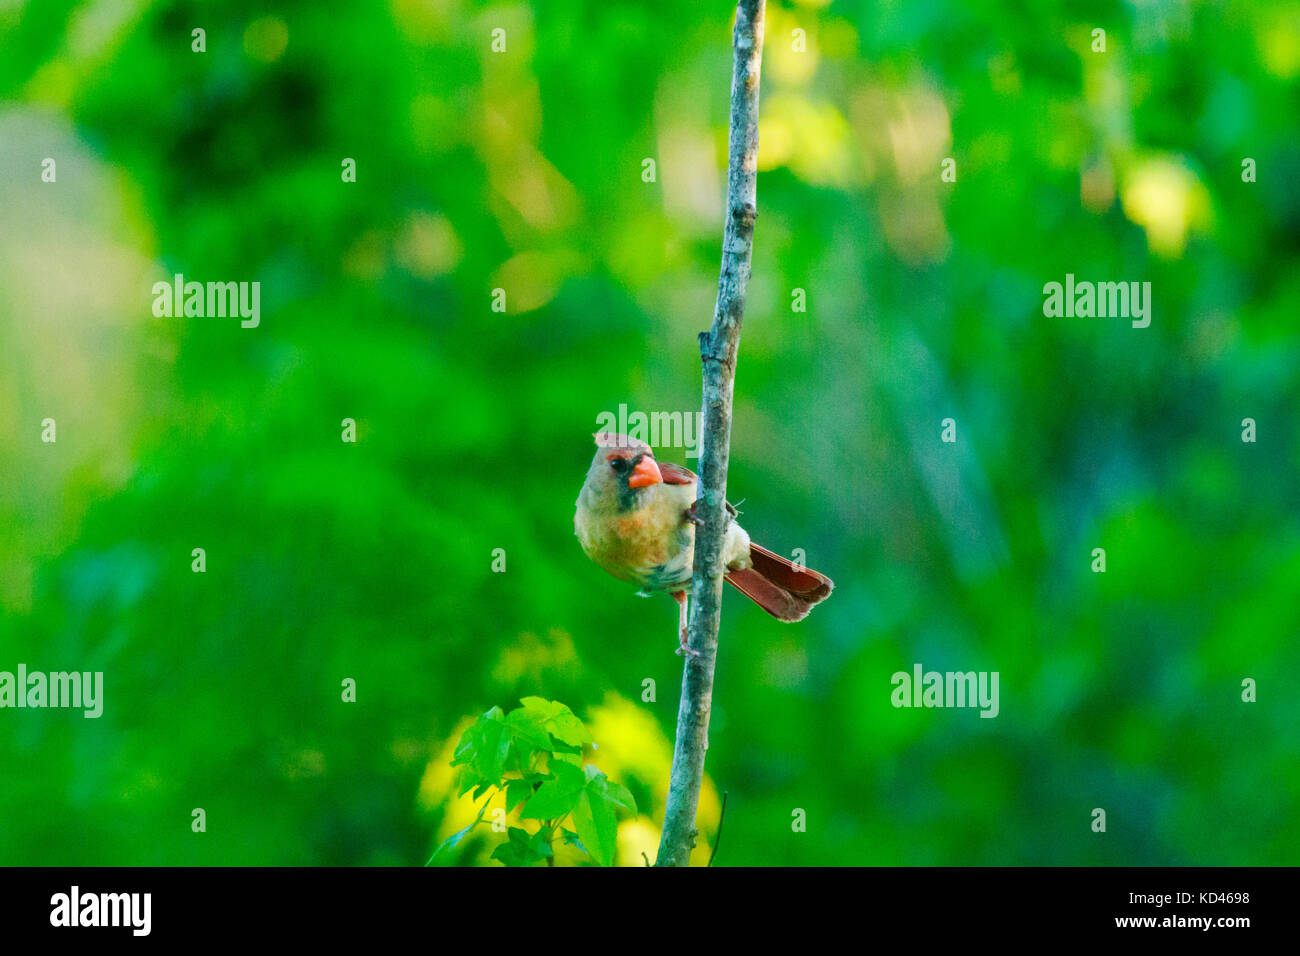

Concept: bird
[[574, 431, 833, 654]]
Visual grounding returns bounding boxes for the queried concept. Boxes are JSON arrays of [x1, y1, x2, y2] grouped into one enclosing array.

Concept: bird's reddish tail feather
[[725, 543, 833, 622]]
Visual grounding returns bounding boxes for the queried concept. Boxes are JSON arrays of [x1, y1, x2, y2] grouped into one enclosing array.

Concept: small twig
[[707, 791, 729, 867], [424, 789, 493, 866], [641, 851, 652, 867]]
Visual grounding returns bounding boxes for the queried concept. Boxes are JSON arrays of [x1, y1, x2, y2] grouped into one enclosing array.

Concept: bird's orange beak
[[628, 456, 663, 488]]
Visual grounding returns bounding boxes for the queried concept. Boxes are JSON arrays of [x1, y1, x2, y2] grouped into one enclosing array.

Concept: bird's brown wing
[[658, 461, 697, 486]]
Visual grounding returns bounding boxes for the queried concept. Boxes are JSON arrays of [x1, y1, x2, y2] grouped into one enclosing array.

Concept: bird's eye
[[610, 457, 630, 473]]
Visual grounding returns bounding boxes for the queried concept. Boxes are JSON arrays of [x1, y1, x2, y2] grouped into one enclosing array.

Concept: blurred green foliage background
[[1, 0, 1298, 866]]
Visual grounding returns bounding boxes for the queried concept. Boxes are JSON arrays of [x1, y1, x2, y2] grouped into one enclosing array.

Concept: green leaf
[[560, 827, 587, 854], [505, 707, 553, 752], [490, 828, 531, 866], [490, 826, 553, 867], [473, 714, 510, 783], [452, 707, 511, 792], [582, 764, 637, 813], [519, 696, 556, 713], [426, 821, 476, 867], [603, 779, 638, 816], [519, 697, 592, 748], [504, 778, 534, 813], [571, 784, 619, 866], [570, 768, 637, 866], [530, 828, 555, 860], [519, 759, 585, 820], [451, 707, 503, 766]]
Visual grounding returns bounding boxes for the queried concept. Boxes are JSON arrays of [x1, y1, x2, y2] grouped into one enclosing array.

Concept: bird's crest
[[593, 432, 652, 455]]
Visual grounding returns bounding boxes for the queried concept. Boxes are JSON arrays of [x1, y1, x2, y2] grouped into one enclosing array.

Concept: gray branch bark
[[655, 0, 765, 868]]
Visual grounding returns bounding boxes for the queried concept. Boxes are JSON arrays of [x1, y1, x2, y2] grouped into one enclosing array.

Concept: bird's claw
[[686, 499, 738, 526], [677, 628, 701, 657]]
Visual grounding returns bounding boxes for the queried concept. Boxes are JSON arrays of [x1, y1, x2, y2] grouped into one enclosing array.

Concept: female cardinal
[[574, 432, 833, 654]]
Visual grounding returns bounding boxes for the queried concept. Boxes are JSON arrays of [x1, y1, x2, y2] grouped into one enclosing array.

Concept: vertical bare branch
[[656, 0, 765, 868]]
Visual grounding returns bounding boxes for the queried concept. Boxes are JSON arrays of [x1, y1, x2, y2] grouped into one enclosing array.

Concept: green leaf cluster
[[430, 698, 636, 867]]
